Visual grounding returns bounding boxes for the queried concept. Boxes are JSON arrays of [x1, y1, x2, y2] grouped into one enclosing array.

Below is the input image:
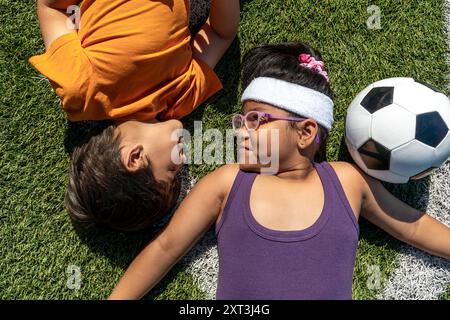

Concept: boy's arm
[[354, 164, 450, 259], [192, 0, 240, 68], [36, 0, 79, 49], [108, 165, 240, 300]]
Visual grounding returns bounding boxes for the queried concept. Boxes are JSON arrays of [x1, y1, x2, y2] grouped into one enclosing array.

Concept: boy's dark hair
[[241, 41, 333, 160], [65, 123, 180, 232]]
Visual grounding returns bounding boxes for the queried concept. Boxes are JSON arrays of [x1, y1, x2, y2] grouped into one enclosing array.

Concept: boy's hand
[[36, 0, 80, 50], [192, 0, 240, 68]]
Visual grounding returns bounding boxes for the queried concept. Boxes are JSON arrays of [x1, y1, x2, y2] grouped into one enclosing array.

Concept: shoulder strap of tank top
[[216, 169, 257, 235], [318, 162, 360, 234]]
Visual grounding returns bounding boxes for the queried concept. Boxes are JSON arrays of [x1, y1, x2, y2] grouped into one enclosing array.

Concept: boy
[[29, 0, 240, 231]]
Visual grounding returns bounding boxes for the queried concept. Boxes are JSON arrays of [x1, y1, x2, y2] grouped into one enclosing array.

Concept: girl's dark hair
[[241, 42, 333, 160]]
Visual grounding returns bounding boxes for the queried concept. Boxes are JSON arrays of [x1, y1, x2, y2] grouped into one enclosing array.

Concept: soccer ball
[[345, 77, 450, 183]]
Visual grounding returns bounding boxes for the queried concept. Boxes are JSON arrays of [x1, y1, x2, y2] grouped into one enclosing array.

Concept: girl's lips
[[239, 145, 252, 151]]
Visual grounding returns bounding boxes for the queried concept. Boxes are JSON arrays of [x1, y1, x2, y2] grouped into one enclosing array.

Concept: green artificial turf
[[0, 0, 448, 299]]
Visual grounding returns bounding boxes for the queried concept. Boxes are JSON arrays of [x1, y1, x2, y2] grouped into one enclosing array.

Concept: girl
[[108, 42, 450, 299]]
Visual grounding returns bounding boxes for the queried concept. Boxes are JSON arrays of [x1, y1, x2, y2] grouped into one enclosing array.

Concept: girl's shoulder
[[214, 164, 241, 181], [327, 161, 365, 182], [209, 164, 242, 224], [204, 164, 242, 197], [327, 161, 366, 216], [327, 161, 366, 188]]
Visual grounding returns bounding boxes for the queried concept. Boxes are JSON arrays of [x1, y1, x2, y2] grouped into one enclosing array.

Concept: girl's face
[[237, 101, 319, 174]]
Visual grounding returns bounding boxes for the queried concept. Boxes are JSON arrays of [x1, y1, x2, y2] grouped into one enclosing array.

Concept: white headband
[[241, 77, 334, 131]]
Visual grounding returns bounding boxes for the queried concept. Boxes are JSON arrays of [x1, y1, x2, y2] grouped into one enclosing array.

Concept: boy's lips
[[178, 143, 185, 156], [177, 136, 186, 163]]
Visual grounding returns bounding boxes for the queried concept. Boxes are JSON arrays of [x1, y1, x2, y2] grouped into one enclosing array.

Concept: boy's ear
[[125, 145, 145, 172], [295, 119, 318, 149]]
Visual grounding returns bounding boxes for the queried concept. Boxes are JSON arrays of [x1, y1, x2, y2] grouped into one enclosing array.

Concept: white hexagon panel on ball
[[394, 80, 450, 119], [371, 104, 416, 150], [390, 140, 436, 178], [371, 77, 414, 88], [345, 103, 372, 149], [433, 131, 450, 167], [366, 167, 409, 184]]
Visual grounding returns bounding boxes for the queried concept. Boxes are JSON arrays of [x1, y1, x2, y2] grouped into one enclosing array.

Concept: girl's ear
[[125, 145, 145, 172], [295, 119, 319, 149]]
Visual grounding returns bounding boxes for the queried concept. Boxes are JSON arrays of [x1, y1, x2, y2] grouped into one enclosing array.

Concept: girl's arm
[[36, 0, 79, 49], [108, 165, 239, 300], [192, 0, 240, 68], [354, 164, 450, 259]]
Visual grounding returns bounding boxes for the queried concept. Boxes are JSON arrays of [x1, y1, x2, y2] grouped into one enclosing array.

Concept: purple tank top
[[215, 161, 360, 300]]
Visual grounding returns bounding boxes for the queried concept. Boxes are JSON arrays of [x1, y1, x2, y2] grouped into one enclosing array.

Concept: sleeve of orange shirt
[[28, 0, 222, 122], [29, 32, 93, 117]]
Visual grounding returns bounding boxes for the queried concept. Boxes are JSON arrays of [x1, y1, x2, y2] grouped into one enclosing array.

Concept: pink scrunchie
[[298, 54, 329, 82]]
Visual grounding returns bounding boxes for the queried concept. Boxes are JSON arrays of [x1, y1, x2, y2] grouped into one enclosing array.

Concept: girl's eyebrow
[[243, 104, 267, 113]]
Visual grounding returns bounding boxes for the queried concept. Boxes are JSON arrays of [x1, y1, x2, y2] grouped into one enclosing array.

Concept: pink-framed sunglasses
[[231, 110, 320, 144]]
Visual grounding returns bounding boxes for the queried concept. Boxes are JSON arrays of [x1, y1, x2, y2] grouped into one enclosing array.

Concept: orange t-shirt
[[29, 0, 222, 121]]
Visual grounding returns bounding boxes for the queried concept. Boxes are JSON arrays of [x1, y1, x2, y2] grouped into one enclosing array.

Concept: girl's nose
[[234, 128, 247, 145], [236, 126, 251, 139]]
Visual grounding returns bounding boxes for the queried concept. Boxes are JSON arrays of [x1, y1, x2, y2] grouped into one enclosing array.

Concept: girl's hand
[[354, 164, 450, 260], [108, 164, 240, 300]]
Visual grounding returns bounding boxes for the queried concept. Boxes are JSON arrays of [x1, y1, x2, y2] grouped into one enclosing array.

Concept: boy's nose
[[170, 119, 183, 130]]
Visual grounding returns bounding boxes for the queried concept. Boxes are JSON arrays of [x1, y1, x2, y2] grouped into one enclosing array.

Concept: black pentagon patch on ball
[[360, 87, 394, 114], [416, 111, 449, 148], [358, 139, 391, 170], [415, 80, 439, 93]]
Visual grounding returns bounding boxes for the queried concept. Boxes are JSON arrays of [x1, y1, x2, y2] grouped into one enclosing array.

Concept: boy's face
[[115, 119, 186, 186]]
